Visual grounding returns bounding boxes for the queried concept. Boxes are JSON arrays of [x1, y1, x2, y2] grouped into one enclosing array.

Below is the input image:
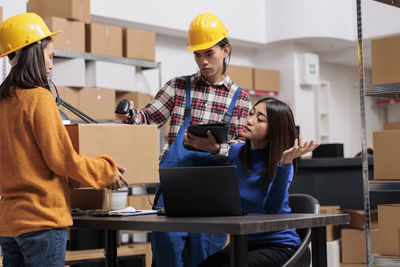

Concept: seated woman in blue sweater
[[190, 97, 319, 267]]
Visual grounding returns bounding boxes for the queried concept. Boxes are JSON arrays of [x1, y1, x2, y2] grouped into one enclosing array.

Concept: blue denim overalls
[[151, 75, 242, 267]]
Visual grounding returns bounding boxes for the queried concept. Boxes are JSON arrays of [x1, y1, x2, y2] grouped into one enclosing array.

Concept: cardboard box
[[52, 58, 86, 87], [378, 204, 400, 256], [320, 206, 341, 241], [115, 91, 153, 110], [341, 209, 378, 229], [253, 68, 280, 92], [123, 28, 156, 61], [373, 130, 400, 180], [341, 228, 379, 263], [44, 17, 85, 52], [384, 121, 400, 130], [65, 124, 159, 185], [28, 0, 90, 23], [70, 188, 111, 210], [86, 61, 135, 91], [371, 35, 400, 84], [86, 23, 123, 57], [78, 87, 116, 121], [226, 65, 253, 90], [0, 6, 3, 22], [53, 86, 80, 120], [127, 195, 155, 210]]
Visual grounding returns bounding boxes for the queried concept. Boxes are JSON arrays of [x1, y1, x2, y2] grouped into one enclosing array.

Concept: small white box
[[51, 58, 86, 87], [327, 240, 340, 267], [86, 61, 135, 91]]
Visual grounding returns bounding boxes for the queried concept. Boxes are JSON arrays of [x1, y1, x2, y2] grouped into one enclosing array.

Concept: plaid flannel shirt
[[128, 71, 252, 159]]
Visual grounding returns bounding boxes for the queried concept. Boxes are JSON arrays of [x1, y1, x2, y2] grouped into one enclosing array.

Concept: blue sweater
[[228, 143, 301, 247]]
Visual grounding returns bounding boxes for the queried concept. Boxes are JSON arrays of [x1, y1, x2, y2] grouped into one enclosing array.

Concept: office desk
[[73, 213, 349, 267]]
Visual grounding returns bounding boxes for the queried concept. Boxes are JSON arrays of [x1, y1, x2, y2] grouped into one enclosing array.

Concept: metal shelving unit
[[366, 82, 400, 98], [357, 0, 400, 266], [54, 49, 160, 70], [53, 49, 164, 152]]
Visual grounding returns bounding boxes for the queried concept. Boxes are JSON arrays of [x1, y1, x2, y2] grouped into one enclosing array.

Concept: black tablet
[[187, 123, 228, 143]]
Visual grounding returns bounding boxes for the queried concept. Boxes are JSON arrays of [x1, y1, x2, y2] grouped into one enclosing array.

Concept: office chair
[[282, 194, 320, 267]]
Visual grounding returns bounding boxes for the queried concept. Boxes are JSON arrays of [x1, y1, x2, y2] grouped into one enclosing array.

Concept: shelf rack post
[[356, 0, 373, 266]]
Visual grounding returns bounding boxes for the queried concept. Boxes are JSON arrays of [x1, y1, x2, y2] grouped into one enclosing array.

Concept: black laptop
[[159, 166, 243, 217]]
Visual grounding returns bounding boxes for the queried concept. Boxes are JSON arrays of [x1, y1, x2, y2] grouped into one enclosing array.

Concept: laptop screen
[[159, 166, 243, 217]]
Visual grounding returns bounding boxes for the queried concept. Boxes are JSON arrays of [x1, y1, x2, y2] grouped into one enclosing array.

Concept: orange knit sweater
[[0, 87, 116, 237]]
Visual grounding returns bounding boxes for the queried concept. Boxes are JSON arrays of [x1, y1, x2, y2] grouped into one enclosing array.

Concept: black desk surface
[[72, 213, 349, 234], [298, 157, 373, 168]]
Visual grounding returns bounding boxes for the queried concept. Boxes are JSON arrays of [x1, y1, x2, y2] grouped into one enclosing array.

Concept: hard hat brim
[[186, 35, 226, 52], [0, 30, 61, 58]]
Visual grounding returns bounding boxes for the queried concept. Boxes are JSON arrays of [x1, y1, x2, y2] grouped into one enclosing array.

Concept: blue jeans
[[151, 231, 227, 267], [0, 228, 67, 267]]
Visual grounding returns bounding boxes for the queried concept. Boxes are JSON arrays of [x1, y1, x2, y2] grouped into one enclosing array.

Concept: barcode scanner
[[115, 99, 133, 118]]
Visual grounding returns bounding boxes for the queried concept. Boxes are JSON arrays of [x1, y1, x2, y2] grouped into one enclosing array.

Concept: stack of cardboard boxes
[[373, 121, 400, 260], [226, 65, 280, 106], [340, 210, 379, 267], [29, 0, 156, 122]]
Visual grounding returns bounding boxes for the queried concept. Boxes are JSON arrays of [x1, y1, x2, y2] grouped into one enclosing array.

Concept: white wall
[[363, 0, 400, 39], [253, 42, 296, 108], [0, 0, 27, 80], [319, 62, 381, 157], [265, 0, 356, 43], [293, 46, 317, 144], [91, 0, 400, 46], [91, 0, 267, 44]]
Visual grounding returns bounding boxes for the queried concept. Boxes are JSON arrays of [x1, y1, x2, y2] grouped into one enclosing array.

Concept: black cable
[[49, 80, 98, 123]]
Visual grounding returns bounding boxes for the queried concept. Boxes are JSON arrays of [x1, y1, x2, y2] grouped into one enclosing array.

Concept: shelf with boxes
[[366, 82, 400, 98], [54, 49, 159, 70], [226, 64, 280, 105], [357, 0, 400, 266]]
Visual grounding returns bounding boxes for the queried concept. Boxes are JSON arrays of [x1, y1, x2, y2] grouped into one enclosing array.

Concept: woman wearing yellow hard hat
[[0, 13, 127, 267], [116, 13, 252, 267]]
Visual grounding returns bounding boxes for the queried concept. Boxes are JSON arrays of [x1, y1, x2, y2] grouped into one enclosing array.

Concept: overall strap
[[221, 87, 243, 125], [184, 75, 192, 125]]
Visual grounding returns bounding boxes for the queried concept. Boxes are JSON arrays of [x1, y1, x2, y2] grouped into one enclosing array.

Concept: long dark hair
[[217, 37, 231, 74], [239, 97, 298, 189], [0, 36, 52, 100]]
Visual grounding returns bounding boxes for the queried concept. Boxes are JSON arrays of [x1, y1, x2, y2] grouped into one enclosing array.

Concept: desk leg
[[230, 234, 247, 267], [311, 226, 327, 267], [105, 229, 118, 267]]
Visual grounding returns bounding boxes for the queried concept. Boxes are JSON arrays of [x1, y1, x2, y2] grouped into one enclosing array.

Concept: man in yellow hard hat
[[0, 13, 127, 267], [116, 13, 252, 267]]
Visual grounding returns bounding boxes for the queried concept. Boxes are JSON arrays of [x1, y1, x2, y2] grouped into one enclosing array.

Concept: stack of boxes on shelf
[[371, 35, 400, 85], [340, 210, 379, 267], [371, 34, 400, 262], [373, 121, 400, 259], [226, 65, 280, 105], [28, 0, 156, 122]]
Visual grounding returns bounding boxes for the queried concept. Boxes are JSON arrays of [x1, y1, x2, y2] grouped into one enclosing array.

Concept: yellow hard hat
[[186, 13, 228, 52], [0, 13, 61, 58]]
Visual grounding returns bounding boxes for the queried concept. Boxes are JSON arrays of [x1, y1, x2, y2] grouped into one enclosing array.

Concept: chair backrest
[[289, 194, 320, 240], [282, 194, 320, 267]]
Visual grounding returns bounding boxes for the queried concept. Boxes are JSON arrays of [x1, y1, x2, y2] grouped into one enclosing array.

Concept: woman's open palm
[[280, 135, 320, 166]]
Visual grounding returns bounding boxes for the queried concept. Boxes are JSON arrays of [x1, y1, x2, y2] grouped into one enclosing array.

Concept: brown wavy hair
[[239, 97, 298, 189]]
